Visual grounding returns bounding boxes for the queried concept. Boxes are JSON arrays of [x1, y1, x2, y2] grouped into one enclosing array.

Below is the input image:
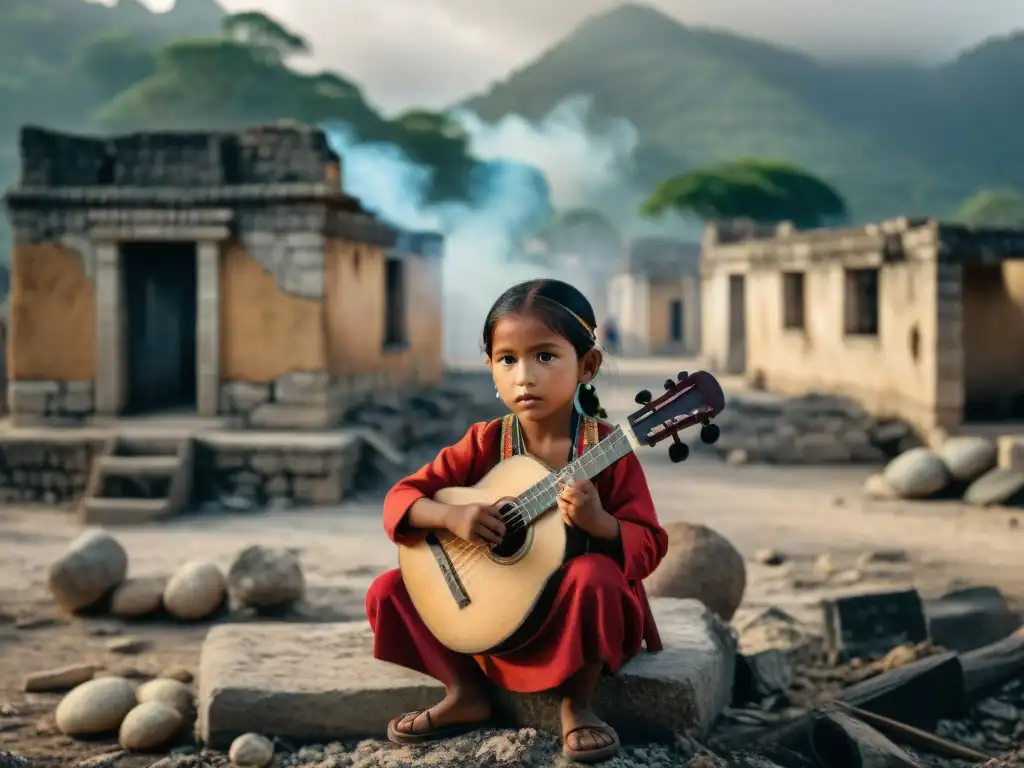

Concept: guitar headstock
[[623, 370, 726, 463]]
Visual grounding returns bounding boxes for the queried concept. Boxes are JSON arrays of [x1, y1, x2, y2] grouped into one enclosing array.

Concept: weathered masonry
[[3, 124, 445, 429], [701, 217, 1024, 436]]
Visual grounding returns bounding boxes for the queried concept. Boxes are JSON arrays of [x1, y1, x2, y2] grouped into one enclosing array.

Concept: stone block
[[197, 598, 735, 749], [292, 475, 342, 504], [8, 381, 59, 413], [275, 372, 330, 406], [220, 382, 271, 413], [249, 403, 332, 430], [997, 435, 1024, 472], [278, 266, 323, 299]]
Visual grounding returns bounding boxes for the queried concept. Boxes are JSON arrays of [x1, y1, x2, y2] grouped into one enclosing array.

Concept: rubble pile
[[870, 436, 1024, 509], [709, 393, 923, 465]]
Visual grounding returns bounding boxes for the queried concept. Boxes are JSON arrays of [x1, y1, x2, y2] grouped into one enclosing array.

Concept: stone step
[[79, 434, 195, 525], [80, 497, 172, 525], [197, 597, 735, 749]]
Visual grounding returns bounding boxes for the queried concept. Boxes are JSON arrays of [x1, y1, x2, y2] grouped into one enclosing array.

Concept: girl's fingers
[[473, 524, 502, 545]]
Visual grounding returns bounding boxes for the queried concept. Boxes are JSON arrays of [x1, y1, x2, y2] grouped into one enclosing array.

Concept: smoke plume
[[322, 96, 644, 368]]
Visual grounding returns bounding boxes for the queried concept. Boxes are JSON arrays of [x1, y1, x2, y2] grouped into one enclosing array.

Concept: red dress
[[364, 416, 669, 694]]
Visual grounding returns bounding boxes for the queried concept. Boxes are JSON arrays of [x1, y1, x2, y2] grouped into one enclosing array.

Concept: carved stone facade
[[3, 124, 442, 429], [700, 217, 1024, 436]]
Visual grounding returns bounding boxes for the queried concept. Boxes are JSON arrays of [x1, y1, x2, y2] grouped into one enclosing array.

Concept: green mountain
[[461, 3, 1024, 222]]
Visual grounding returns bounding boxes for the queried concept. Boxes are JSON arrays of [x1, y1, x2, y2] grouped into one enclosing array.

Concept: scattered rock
[[87, 623, 122, 637], [812, 553, 837, 577], [106, 637, 150, 655], [965, 468, 1024, 507], [55, 677, 137, 736], [0, 752, 31, 767], [726, 449, 749, 466], [228, 733, 274, 767], [925, 586, 1022, 653], [939, 436, 998, 483], [13, 614, 62, 630], [227, 545, 304, 611], [111, 576, 167, 618], [118, 701, 182, 751], [822, 589, 929, 663], [862, 472, 898, 500], [855, 549, 909, 568], [48, 528, 128, 613], [645, 523, 746, 621], [158, 666, 193, 684], [883, 448, 950, 499], [754, 549, 786, 567], [23, 663, 97, 693], [163, 561, 226, 621], [137, 679, 193, 716]]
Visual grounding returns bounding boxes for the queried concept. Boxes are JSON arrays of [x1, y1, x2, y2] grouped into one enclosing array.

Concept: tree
[[221, 11, 308, 61], [952, 188, 1024, 227], [92, 29, 496, 204], [640, 158, 847, 229]]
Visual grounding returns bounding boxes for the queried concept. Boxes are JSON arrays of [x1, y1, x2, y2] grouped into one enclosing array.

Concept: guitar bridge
[[425, 532, 471, 608]]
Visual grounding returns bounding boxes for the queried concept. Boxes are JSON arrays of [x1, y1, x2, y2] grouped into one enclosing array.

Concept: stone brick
[[248, 403, 332, 430], [291, 475, 342, 504], [278, 266, 323, 299], [197, 599, 735, 748], [8, 381, 59, 413], [275, 372, 330, 406], [220, 382, 271, 414]]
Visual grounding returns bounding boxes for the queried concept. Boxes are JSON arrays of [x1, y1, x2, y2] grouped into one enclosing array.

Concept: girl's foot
[[560, 705, 621, 763], [387, 691, 492, 745]]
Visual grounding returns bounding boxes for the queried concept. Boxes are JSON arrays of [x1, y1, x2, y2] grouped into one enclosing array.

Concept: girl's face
[[488, 312, 591, 424]]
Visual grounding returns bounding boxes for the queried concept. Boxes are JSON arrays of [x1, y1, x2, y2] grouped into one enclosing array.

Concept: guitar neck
[[516, 427, 637, 526]]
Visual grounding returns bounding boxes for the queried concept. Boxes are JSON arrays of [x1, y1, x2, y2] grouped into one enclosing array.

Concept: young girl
[[365, 278, 668, 763]]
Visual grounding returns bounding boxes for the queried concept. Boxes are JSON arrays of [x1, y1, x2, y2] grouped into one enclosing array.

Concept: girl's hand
[[556, 480, 619, 540], [443, 503, 506, 546]]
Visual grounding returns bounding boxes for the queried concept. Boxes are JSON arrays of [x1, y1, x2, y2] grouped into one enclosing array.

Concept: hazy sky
[[141, 0, 1023, 114]]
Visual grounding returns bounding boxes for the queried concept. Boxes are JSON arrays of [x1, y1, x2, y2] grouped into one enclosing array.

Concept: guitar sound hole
[[491, 502, 530, 561]]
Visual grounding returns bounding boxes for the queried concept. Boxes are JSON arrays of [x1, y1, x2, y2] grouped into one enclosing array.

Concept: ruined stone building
[[700, 217, 1024, 435], [2, 124, 444, 430], [608, 237, 701, 356]]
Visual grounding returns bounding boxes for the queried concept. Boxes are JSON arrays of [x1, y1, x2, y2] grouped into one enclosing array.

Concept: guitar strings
[[438, 433, 632, 576]]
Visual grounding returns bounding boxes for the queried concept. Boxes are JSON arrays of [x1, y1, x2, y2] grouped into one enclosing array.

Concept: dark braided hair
[[482, 279, 607, 419]]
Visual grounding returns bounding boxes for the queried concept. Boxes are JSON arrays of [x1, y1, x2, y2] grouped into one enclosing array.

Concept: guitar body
[[397, 454, 568, 655]]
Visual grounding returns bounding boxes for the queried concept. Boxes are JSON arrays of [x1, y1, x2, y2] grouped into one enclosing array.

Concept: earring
[[495, 389, 501, 399]]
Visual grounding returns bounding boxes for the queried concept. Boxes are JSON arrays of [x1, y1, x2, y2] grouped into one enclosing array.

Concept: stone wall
[[0, 432, 103, 503], [192, 433, 363, 507], [7, 381, 95, 425]]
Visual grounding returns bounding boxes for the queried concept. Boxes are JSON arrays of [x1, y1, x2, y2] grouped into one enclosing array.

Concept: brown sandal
[[562, 724, 621, 762], [386, 709, 485, 745]]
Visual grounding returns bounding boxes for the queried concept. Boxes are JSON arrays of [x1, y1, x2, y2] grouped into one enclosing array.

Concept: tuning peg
[[700, 423, 721, 445], [668, 441, 689, 463], [663, 379, 675, 390], [634, 389, 652, 404], [677, 371, 689, 381]]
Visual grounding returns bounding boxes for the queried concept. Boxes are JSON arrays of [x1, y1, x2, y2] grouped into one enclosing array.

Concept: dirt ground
[[2, 361, 1023, 765]]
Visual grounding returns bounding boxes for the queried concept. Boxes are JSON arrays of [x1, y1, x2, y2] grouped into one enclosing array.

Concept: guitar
[[398, 370, 726, 655]]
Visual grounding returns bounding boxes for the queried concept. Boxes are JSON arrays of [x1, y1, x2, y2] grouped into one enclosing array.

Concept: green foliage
[[221, 10, 309, 61], [952, 188, 1024, 227], [78, 33, 158, 101], [641, 158, 847, 228], [462, 4, 1024, 223]]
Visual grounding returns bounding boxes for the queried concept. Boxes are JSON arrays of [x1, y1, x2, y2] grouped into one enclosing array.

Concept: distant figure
[[603, 317, 619, 354]]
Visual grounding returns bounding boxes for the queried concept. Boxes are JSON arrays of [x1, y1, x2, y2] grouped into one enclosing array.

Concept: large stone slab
[[198, 598, 735, 748]]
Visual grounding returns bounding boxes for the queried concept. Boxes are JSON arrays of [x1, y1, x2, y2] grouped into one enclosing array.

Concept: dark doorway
[[669, 299, 684, 343], [727, 275, 746, 374], [121, 242, 197, 413]]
